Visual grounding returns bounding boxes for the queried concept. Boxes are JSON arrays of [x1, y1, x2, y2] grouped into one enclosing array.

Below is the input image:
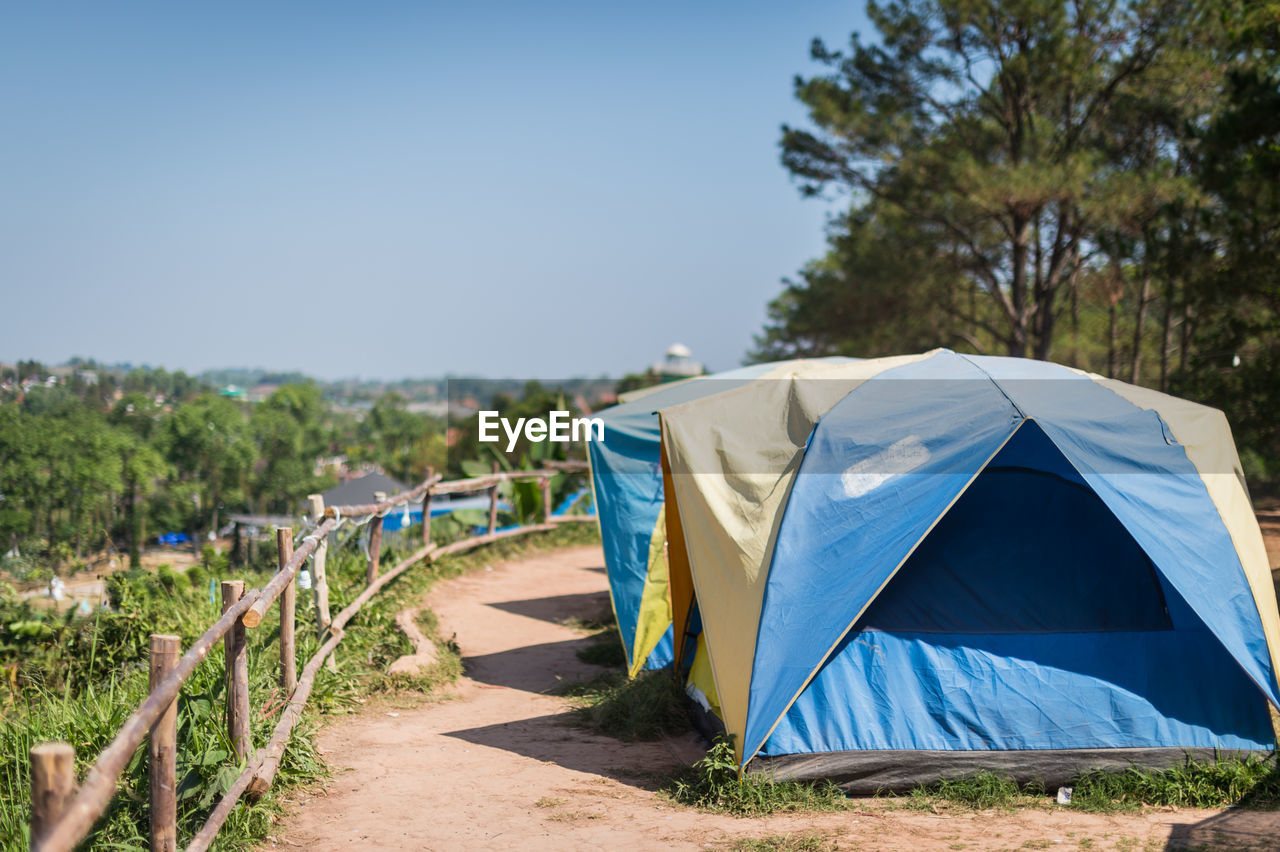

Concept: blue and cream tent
[[659, 350, 1280, 790], [588, 357, 855, 677]]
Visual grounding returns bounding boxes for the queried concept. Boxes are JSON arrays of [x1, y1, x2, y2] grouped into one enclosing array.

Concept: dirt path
[[268, 545, 1278, 852]]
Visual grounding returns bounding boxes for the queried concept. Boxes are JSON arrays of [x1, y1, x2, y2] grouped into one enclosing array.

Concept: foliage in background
[[343, 392, 447, 485], [760, 0, 1280, 487], [0, 369, 602, 574], [459, 441, 581, 528], [1168, 0, 1280, 485], [450, 381, 588, 474]]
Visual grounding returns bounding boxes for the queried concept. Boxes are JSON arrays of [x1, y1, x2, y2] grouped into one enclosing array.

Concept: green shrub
[[185, 562, 208, 590], [904, 771, 1035, 811], [565, 669, 691, 741], [664, 737, 850, 816], [201, 544, 229, 577], [156, 563, 179, 593], [896, 756, 1280, 813], [575, 629, 627, 667], [1069, 756, 1280, 812]]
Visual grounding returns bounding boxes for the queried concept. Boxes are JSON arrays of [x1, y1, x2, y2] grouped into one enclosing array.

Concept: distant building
[[321, 471, 409, 507], [616, 343, 709, 397], [247, 383, 281, 403], [651, 343, 703, 379], [406, 400, 449, 418]]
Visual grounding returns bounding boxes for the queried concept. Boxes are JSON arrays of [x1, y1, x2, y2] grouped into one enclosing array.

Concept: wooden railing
[[26, 463, 591, 852]]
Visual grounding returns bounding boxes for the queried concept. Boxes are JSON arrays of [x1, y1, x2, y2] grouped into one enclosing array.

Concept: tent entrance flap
[[760, 420, 1277, 759], [860, 422, 1173, 635]]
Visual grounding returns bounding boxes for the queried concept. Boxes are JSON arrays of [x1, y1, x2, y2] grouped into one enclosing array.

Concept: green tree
[[118, 434, 168, 568], [754, 205, 973, 358], [250, 385, 328, 514], [776, 0, 1216, 360], [108, 393, 171, 564], [161, 395, 255, 543], [0, 407, 126, 560], [351, 392, 446, 484], [54, 411, 125, 557], [452, 382, 578, 476], [615, 371, 664, 396], [121, 366, 205, 402], [1170, 0, 1280, 483], [0, 407, 45, 553]]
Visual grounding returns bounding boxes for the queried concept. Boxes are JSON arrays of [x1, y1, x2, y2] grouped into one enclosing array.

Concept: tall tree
[[250, 384, 328, 514], [161, 395, 255, 542], [1170, 0, 1280, 479], [0, 407, 45, 553], [108, 393, 170, 564], [754, 204, 980, 358], [778, 0, 1212, 359], [352, 392, 446, 483]]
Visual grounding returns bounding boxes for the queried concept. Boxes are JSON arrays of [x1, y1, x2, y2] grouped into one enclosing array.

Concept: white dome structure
[[653, 343, 703, 377]]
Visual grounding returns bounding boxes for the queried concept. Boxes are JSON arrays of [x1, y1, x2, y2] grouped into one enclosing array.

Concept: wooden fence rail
[[28, 465, 592, 852]]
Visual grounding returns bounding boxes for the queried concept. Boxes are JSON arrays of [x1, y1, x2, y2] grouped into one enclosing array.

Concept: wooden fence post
[[221, 581, 251, 761], [541, 476, 553, 524], [306, 494, 335, 672], [487, 463, 499, 535], [367, 493, 385, 585], [29, 742, 76, 850], [276, 528, 296, 695], [421, 468, 433, 547], [148, 634, 180, 852]]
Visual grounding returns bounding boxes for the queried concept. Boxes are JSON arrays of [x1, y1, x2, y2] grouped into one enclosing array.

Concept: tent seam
[[1077, 380, 1280, 710], [740, 418, 1027, 772]]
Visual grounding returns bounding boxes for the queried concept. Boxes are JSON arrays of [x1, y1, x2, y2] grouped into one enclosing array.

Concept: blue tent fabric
[[378, 494, 514, 532], [591, 360, 855, 672], [746, 353, 1023, 758], [589, 426, 668, 670], [765, 631, 1274, 756], [764, 425, 1275, 757], [974, 355, 1277, 705], [738, 351, 1278, 768]]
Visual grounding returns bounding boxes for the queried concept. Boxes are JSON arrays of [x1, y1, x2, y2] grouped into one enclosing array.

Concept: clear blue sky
[[0, 1, 871, 379]]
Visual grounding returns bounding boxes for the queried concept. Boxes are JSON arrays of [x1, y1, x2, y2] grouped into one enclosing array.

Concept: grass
[[889, 754, 1280, 814], [562, 668, 692, 741], [729, 832, 842, 851], [898, 771, 1042, 812], [558, 643, 853, 818], [1068, 755, 1280, 812], [663, 737, 851, 817], [544, 808, 603, 822], [575, 629, 628, 668], [0, 522, 599, 850]]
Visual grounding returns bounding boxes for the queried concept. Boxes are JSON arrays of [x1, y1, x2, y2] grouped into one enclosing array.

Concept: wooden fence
[[26, 464, 592, 852]]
